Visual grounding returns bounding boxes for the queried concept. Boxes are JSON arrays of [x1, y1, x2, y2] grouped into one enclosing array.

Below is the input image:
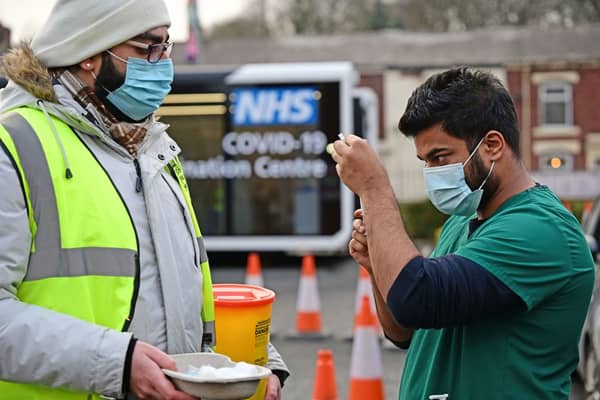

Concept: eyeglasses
[[126, 40, 173, 63]]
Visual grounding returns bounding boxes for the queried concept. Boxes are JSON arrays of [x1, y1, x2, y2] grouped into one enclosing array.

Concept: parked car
[[577, 197, 600, 395]]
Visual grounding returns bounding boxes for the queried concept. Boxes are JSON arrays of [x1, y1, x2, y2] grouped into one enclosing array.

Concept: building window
[[539, 82, 573, 126], [539, 152, 574, 172], [589, 153, 600, 171]]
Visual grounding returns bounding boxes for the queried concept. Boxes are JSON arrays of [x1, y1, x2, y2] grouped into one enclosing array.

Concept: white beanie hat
[[31, 0, 171, 67]]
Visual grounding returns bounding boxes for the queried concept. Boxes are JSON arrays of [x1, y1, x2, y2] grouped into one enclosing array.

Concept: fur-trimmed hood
[[0, 43, 105, 138], [1, 42, 57, 108]]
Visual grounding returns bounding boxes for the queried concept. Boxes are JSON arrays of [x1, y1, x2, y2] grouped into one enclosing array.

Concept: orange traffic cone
[[353, 266, 381, 334], [344, 265, 381, 340], [582, 200, 594, 224], [312, 349, 339, 400], [349, 296, 385, 400], [288, 255, 329, 339], [245, 252, 264, 287]]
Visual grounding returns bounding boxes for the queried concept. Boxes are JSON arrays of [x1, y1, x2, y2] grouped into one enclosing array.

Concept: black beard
[[466, 152, 499, 211], [94, 53, 142, 123]]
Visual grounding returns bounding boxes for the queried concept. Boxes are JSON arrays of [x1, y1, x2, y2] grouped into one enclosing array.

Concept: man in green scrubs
[[330, 67, 594, 399]]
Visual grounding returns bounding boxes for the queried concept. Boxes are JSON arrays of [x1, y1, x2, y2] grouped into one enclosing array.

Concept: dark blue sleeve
[[386, 255, 525, 329]]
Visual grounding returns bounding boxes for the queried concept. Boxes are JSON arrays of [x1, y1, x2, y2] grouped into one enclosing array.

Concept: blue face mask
[[423, 138, 495, 217], [104, 52, 173, 121]]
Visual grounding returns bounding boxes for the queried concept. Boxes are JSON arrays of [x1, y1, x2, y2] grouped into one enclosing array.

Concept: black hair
[[398, 67, 521, 157]]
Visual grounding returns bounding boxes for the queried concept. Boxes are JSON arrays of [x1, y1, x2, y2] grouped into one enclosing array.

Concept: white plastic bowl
[[162, 353, 272, 400]]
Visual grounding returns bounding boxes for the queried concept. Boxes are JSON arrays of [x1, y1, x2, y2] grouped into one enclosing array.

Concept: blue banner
[[231, 87, 319, 126]]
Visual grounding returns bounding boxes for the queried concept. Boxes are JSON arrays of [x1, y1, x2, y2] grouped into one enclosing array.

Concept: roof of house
[[173, 25, 600, 69]]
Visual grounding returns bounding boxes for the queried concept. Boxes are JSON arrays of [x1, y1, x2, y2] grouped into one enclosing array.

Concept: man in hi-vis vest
[[0, 1, 288, 399]]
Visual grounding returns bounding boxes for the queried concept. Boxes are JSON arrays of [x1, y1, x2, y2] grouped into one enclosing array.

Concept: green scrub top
[[399, 185, 595, 400]]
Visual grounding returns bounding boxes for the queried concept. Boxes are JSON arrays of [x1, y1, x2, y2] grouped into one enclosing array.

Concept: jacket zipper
[[134, 159, 142, 193]]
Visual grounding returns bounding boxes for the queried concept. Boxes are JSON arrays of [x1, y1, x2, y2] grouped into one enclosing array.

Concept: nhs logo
[[231, 87, 319, 126]]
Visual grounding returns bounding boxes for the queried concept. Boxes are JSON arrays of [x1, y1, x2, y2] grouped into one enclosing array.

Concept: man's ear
[[484, 130, 505, 162], [79, 57, 95, 72], [78, 54, 103, 74]]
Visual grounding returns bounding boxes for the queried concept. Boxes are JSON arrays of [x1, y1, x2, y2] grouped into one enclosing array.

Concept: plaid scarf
[[54, 70, 147, 156]]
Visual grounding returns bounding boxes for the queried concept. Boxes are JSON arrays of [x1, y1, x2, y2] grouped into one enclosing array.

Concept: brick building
[[508, 65, 600, 172]]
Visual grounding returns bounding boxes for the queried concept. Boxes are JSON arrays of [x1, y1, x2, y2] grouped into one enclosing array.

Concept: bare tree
[[564, 0, 600, 23], [395, 0, 600, 31], [274, 0, 395, 34], [208, 0, 269, 38], [208, 0, 600, 38], [272, 0, 342, 34]]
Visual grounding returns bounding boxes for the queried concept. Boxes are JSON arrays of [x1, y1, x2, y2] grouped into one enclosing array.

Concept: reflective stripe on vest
[[167, 157, 215, 347], [0, 108, 139, 400]]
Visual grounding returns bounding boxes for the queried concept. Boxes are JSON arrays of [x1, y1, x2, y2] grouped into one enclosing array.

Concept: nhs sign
[[232, 87, 319, 126]]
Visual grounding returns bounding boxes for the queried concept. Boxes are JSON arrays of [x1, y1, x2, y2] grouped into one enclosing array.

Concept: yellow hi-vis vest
[[0, 107, 215, 400]]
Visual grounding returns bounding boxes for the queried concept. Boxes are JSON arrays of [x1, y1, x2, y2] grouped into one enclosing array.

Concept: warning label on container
[[254, 318, 271, 366]]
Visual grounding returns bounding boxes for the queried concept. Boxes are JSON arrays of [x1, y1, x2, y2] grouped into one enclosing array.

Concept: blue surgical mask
[[423, 138, 495, 217], [104, 52, 173, 121]]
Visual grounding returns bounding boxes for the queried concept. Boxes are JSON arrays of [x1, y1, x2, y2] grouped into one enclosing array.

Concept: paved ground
[[210, 253, 587, 399]]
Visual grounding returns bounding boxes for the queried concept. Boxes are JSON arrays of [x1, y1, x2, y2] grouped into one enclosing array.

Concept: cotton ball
[[184, 361, 260, 380], [185, 365, 218, 379], [215, 366, 239, 379], [233, 362, 259, 376]]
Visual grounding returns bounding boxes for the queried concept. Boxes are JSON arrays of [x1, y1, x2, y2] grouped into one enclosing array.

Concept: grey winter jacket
[[0, 45, 288, 399]]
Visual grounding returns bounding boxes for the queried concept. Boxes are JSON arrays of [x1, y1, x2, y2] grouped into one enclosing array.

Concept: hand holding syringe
[[327, 133, 365, 223], [328, 132, 372, 270]]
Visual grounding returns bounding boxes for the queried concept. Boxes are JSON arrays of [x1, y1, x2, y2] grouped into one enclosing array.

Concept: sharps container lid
[[213, 284, 275, 307]]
